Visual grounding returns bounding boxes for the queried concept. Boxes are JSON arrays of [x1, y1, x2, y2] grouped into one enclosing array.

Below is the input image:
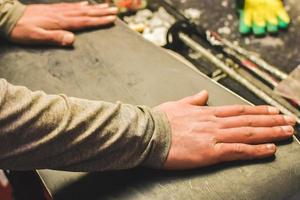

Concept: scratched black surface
[[0, 0, 300, 200]]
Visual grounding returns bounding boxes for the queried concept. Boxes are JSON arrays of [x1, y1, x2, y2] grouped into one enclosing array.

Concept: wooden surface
[[1, 14, 300, 200]]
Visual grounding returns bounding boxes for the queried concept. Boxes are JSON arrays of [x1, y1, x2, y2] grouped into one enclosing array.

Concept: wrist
[[0, 0, 26, 37], [141, 107, 172, 169]]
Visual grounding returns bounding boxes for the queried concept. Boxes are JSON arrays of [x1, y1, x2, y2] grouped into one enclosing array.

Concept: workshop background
[[169, 0, 300, 104]]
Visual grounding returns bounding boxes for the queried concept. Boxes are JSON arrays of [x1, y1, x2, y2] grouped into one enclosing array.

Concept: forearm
[[0, 0, 26, 37], [0, 79, 171, 171]]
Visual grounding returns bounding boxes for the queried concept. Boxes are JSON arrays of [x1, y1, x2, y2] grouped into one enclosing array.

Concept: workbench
[[0, 2, 300, 199]]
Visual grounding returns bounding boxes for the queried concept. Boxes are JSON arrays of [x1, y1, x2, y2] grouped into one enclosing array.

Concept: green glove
[[238, 0, 290, 36]]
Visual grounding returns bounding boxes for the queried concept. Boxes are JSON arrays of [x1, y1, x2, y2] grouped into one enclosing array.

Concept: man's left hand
[[10, 2, 118, 46]]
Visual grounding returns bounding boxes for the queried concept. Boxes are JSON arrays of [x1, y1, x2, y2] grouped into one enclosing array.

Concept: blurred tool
[[275, 66, 300, 104]]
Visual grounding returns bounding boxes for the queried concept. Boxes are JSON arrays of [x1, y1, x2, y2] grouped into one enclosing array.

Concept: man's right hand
[[9, 2, 118, 46], [157, 90, 295, 170]]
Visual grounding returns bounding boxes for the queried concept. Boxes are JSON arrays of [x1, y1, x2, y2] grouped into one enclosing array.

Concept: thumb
[[36, 29, 75, 46], [180, 90, 209, 106]]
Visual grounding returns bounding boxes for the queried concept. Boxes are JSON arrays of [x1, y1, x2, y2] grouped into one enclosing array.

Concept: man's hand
[[238, 0, 290, 36], [10, 2, 118, 46], [157, 90, 295, 170]]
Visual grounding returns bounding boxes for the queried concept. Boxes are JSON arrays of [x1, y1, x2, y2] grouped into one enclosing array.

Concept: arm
[[0, 79, 171, 171], [0, 79, 294, 171]]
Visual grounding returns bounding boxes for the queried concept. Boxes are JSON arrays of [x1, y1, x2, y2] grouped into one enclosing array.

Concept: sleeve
[[0, 0, 26, 37], [0, 79, 171, 171]]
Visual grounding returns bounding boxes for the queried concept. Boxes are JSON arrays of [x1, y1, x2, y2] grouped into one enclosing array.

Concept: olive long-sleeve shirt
[[0, 0, 25, 36], [0, 79, 171, 171]]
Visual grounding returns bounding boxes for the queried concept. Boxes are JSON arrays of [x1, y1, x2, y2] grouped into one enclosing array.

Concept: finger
[[211, 105, 279, 117], [30, 28, 75, 46], [64, 6, 118, 17], [51, 1, 90, 10], [216, 126, 294, 144], [94, 3, 110, 9], [62, 15, 117, 30], [215, 143, 276, 162], [220, 114, 296, 128], [10, 27, 75, 46], [180, 90, 208, 106]]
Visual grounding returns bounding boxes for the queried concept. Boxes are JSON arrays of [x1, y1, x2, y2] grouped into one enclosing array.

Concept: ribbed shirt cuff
[[142, 108, 172, 169], [0, 0, 26, 37]]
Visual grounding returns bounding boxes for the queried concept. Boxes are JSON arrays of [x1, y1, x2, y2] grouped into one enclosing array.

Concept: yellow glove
[[238, 0, 290, 35]]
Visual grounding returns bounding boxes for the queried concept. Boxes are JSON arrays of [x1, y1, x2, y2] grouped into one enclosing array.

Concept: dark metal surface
[[169, 0, 300, 105], [0, 8, 300, 200]]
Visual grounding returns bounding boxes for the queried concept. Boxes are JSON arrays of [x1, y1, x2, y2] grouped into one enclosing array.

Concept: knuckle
[[217, 122, 224, 129], [244, 127, 254, 138], [233, 144, 244, 154], [262, 105, 270, 112], [237, 105, 246, 114], [209, 115, 219, 123], [79, 9, 89, 16], [210, 135, 219, 144], [213, 143, 224, 156], [27, 29, 45, 40], [211, 107, 218, 116], [272, 115, 284, 124], [274, 126, 284, 134], [279, 115, 286, 123], [79, 18, 89, 25], [213, 117, 224, 129], [188, 122, 199, 133], [244, 118, 254, 126], [55, 17, 68, 28]]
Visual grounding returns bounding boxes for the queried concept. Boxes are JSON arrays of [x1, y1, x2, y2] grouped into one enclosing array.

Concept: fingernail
[[106, 16, 117, 21], [284, 115, 296, 125], [268, 107, 279, 114], [80, 1, 89, 5], [281, 126, 294, 135], [62, 33, 75, 46], [266, 144, 276, 151], [199, 90, 208, 95], [108, 7, 118, 12], [97, 3, 109, 8]]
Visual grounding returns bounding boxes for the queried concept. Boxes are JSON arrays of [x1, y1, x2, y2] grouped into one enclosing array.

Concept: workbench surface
[[0, 1, 300, 199]]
